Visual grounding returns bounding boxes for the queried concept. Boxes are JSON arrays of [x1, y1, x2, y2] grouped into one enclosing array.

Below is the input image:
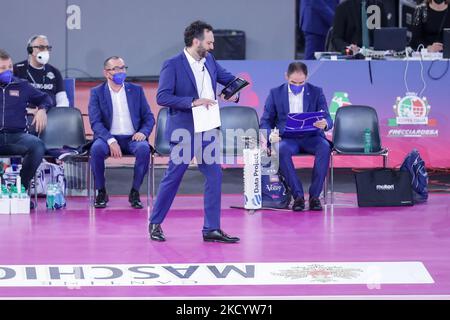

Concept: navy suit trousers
[[274, 135, 331, 199]]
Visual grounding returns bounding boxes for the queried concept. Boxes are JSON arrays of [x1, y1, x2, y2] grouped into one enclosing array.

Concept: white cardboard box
[[0, 198, 10, 214], [10, 197, 30, 214]]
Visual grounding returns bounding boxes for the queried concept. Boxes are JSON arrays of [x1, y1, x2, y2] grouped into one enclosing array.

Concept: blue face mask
[[0, 70, 13, 85], [289, 83, 304, 95], [112, 72, 126, 85]]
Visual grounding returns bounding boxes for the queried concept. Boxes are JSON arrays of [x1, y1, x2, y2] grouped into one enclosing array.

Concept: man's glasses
[[31, 45, 52, 51], [105, 66, 128, 72]]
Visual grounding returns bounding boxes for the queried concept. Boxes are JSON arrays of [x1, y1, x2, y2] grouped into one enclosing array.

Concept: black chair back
[[333, 105, 382, 153], [39, 107, 86, 149], [325, 26, 335, 52], [154, 107, 171, 156], [219, 106, 259, 157]]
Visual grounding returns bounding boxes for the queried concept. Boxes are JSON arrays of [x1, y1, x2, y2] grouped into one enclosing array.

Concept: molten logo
[[376, 184, 394, 191]]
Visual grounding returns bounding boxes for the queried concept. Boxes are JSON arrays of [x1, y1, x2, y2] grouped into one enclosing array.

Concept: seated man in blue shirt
[[0, 49, 51, 208], [260, 62, 333, 211]]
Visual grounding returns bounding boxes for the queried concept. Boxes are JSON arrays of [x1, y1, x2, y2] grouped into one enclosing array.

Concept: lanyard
[[26, 65, 46, 87]]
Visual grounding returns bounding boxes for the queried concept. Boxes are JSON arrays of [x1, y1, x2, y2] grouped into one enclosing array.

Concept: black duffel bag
[[355, 169, 413, 207]]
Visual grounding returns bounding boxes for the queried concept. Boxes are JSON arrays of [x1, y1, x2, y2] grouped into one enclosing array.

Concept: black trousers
[[0, 132, 45, 190]]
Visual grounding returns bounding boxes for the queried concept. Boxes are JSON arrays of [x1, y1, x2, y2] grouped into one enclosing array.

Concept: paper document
[[192, 100, 221, 133]]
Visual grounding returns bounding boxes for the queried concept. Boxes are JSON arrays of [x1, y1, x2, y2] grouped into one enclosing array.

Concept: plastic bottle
[[19, 186, 27, 199], [16, 176, 21, 194], [0, 177, 9, 199], [364, 128, 372, 154], [54, 184, 61, 209], [10, 186, 19, 199], [54, 184, 66, 209], [15, 176, 27, 199], [46, 184, 55, 210], [52, 184, 57, 210]]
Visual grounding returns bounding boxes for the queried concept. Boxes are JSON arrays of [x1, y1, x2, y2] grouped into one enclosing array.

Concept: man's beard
[[197, 45, 209, 58]]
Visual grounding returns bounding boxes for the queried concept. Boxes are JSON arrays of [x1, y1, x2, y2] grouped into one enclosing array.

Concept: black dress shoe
[[292, 197, 305, 211], [149, 223, 166, 241], [94, 188, 109, 208], [129, 188, 143, 209], [203, 229, 240, 243], [30, 200, 36, 210], [309, 197, 323, 211]]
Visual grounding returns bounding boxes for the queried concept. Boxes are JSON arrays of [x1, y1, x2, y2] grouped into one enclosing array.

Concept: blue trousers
[[304, 32, 327, 60], [275, 135, 331, 199], [90, 135, 150, 191], [150, 130, 222, 234], [0, 132, 45, 190]]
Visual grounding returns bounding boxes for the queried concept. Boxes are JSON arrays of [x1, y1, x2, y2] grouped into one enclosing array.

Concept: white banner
[[243, 147, 261, 209], [0, 262, 433, 287]]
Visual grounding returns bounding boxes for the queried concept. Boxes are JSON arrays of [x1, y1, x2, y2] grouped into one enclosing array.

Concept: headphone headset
[[26, 35, 47, 55], [27, 35, 39, 54]]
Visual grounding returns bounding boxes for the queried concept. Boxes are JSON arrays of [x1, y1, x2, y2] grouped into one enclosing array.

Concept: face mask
[[0, 70, 13, 85], [289, 83, 304, 95], [434, 0, 445, 4], [112, 72, 126, 85], [36, 50, 50, 65]]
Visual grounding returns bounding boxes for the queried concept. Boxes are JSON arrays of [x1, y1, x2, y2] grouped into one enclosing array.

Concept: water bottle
[[0, 178, 9, 199], [54, 185, 61, 209], [51, 184, 57, 210], [364, 128, 372, 154], [14, 176, 26, 199], [54, 184, 66, 209], [16, 176, 21, 195], [19, 186, 27, 199], [46, 184, 55, 210], [10, 186, 19, 199]]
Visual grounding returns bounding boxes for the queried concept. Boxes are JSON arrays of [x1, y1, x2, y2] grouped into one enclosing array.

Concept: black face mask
[[434, 0, 446, 5]]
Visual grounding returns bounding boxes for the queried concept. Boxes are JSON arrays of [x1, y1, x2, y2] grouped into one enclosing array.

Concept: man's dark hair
[[287, 62, 308, 77], [104, 56, 122, 68], [0, 49, 11, 61], [184, 20, 213, 47]]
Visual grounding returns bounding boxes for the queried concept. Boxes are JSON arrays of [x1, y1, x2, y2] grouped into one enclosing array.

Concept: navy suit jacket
[[260, 83, 333, 139], [156, 51, 235, 141], [88, 82, 155, 143], [300, 0, 339, 36]]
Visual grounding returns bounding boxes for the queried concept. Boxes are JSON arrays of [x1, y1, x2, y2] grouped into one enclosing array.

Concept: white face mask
[[36, 51, 50, 65]]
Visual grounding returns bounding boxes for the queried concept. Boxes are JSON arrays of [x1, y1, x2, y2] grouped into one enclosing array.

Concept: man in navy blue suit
[[149, 21, 240, 243], [88, 56, 155, 209], [0, 49, 51, 209], [260, 62, 333, 211], [300, 0, 339, 59]]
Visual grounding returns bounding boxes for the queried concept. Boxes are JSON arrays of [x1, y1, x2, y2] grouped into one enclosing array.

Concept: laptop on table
[[373, 27, 407, 52]]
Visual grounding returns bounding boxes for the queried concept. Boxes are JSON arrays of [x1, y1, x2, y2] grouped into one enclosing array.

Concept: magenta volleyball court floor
[[0, 193, 449, 299]]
